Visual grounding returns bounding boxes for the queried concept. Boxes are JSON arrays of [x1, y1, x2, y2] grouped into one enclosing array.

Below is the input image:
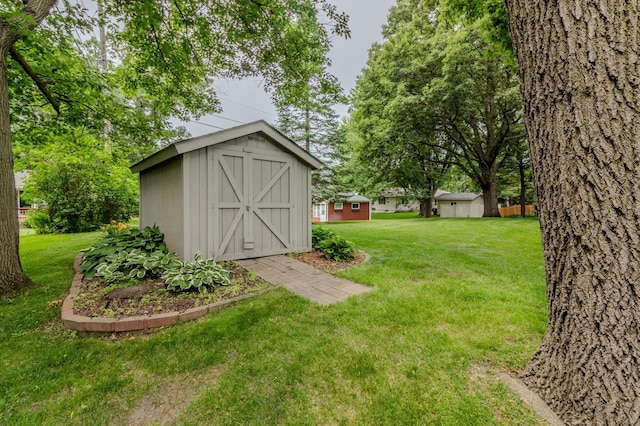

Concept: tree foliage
[[271, 2, 347, 204], [349, 1, 524, 216], [21, 134, 138, 233], [350, 11, 451, 217], [0, 0, 349, 296]]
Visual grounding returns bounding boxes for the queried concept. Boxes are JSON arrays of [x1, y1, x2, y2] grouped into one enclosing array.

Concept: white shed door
[[212, 148, 293, 260]]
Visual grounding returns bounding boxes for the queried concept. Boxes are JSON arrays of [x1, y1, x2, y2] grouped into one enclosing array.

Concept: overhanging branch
[[9, 47, 61, 115]]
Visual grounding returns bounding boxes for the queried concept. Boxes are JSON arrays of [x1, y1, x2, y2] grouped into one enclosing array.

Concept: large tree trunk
[[481, 167, 500, 217], [505, 1, 640, 424], [0, 51, 28, 296], [419, 197, 431, 217], [0, 0, 57, 297]]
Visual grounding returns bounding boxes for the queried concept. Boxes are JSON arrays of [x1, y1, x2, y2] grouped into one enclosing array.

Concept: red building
[[312, 194, 371, 222]]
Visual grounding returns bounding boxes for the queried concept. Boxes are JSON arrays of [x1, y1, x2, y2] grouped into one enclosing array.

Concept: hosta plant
[[312, 226, 335, 249], [163, 253, 231, 294], [95, 249, 180, 284], [80, 225, 168, 278], [319, 235, 356, 261]]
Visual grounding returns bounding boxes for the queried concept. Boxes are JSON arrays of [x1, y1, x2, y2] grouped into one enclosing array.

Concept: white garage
[[436, 193, 484, 218]]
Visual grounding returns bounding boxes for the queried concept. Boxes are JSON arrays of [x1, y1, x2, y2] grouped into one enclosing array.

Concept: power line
[[211, 114, 244, 124], [218, 97, 277, 118], [188, 121, 225, 130]]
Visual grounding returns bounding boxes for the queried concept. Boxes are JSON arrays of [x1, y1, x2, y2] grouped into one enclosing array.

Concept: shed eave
[[130, 145, 180, 174], [130, 120, 323, 173]]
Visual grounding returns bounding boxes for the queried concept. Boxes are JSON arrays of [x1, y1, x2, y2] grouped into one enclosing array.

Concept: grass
[[19, 228, 36, 236], [1, 216, 548, 425]]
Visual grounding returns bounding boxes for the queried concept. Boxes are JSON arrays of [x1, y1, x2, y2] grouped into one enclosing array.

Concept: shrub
[[162, 253, 231, 294], [21, 145, 138, 233], [312, 226, 335, 249], [80, 225, 168, 278], [25, 208, 56, 234], [319, 235, 356, 261]]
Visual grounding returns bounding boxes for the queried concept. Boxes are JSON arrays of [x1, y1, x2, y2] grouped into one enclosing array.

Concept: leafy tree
[[21, 134, 137, 233], [350, 8, 451, 217], [350, 3, 523, 216], [420, 21, 524, 216], [273, 3, 345, 156], [310, 121, 357, 201], [505, 1, 640, 423], [0, 0, 349, 296]]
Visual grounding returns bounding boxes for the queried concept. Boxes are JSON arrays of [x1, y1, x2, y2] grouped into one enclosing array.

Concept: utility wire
[[188, 121, 225, 130], [211, 114, 244, 124]]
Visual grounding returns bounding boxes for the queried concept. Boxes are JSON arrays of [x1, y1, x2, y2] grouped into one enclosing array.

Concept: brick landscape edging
[[61, 254, 266, 333]]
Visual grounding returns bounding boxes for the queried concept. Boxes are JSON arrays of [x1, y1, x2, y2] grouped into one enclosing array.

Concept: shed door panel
[[212, 149, 293, 261], [252, 156, 292, 255]]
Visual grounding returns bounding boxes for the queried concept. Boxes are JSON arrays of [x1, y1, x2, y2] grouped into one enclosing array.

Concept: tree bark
[[419, 197, 431, 217], [519, 158, 526, 217], [0, 0, 57, 297], [505, 1, 640, 424], [0, 52, 28, 296], [481, 166, 500, 217]]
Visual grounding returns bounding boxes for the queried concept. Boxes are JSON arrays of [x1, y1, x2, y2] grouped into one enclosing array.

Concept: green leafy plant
[[80, 226, 168, 278], [20, 142, 138, 234], [319, 235, 356, 261], [312, 226, 335, 249], [95, 249, 179, 284], [162, 253, 231, 294], [24, 208, 57, 234]]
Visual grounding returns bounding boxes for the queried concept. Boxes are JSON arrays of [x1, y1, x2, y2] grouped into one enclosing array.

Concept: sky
[[183, 0, 397, 137]]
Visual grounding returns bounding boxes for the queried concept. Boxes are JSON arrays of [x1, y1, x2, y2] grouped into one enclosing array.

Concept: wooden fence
[[498, 205, 536, 217]]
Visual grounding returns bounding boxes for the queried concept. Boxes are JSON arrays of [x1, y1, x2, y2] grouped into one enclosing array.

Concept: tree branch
[[9, 47, 61, 115]]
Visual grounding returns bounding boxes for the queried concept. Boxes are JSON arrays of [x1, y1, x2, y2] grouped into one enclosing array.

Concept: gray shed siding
[[139, 131, 314, 262], [183, 150, 209, 260], [139, 157, 185, 258]]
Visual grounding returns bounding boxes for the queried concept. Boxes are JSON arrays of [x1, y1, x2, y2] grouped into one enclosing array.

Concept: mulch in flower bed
[[291, 250, 368, 272], [73, 262, 271, 319]]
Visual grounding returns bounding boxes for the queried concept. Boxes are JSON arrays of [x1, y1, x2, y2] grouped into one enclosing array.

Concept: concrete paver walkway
[[238, 255, 373, 305]]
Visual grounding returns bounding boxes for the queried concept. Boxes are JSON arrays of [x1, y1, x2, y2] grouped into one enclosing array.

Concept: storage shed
[[131, 121, 323, 261], [436, 193, 484, 218]]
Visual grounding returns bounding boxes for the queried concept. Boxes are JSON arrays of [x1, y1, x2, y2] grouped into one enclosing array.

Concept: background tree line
[[341, 0, 529, 217]]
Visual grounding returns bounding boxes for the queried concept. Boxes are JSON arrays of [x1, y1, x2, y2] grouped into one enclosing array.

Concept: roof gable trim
[[131, 120, 323, 173]]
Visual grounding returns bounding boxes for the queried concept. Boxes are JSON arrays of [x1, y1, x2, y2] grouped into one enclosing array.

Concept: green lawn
[[1, 216, 547, 425]]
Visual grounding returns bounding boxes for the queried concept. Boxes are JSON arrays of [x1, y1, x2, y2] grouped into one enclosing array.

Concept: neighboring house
[[372, 188, 420, 213], [130, 120, 322, 262], [312, 193, 371, 222], [436, 192, 484, 218], [14, 170, 31, 224], [372, 188, 450, 214]]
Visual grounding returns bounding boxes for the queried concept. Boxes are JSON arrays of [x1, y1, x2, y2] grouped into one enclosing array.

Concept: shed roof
[[130, 120, 323, 173], [436, 192, 482, 201]]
